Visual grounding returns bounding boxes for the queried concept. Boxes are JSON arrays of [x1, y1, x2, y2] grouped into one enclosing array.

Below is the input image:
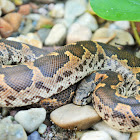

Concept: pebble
[[45, 23, 67, 46], [76, 12, 98, 31], [36, 16, 54, 30], [50, 104, 101, 130], [113, 21, 130, 30], [13, 0, 23, 5], [2, 107, 10, 116], [136, 50, 140, 58], [92, 121, 130, 140], [64, 0, 86, 27], [26, 14, 41, 21], [130, 132, 140, 140], [15, 108, 46, 133], [18, 4, 31, 15], [37, 28, 51, 43], [0, 0, 16, 14], [49, 3, 64, 18], [38, 7, 48, 16], [21, 19, 34, 35], [0, 7, 2, 16], [3, 13, 22, 32], [38, 123, 47, 134], [7, 34, 43, 48], [109, 29, 135, 47], [0, 18, 14, 38], [92, 27, 116, 43], [28, 131, 41, 140], [67, 23, 92, 44], [80, 131, 112, 140], [0, 117, 27, 140]]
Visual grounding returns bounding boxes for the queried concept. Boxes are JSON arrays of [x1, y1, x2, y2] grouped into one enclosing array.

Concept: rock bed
[[0, 0, 140, 140]]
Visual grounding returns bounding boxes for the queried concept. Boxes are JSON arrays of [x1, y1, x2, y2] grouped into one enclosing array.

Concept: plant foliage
[[90, 0, 140, 21]]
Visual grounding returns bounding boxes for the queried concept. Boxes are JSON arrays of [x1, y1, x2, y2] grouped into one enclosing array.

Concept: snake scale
[[0, 39, 139, 132]]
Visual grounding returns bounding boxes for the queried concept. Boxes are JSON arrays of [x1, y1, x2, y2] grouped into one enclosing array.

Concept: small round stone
[[15, 108, 46, 133], [50, 103, 101, 130], [38, 124, 47, 134], [80, 131, 112, 140]]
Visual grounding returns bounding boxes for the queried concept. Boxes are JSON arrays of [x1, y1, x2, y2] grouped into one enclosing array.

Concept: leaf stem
[[130, 21, 140, 46]]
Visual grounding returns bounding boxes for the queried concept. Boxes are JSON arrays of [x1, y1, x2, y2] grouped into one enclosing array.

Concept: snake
[[0, 39, 139, 132]]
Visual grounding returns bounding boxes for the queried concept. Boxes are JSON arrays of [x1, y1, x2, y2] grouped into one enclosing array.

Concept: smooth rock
[[50, 104, 101, 130], [26, 14, 41, 21], [92, 121, 130, 140], [15, 108, 46, 133], [136, 50, 140, 58], [21, 19, 34, 35], [13, 0, 23, 5], [18, 4, 31, 15], [0, 117, 27, 140], [114, 21, 130, 30], [3, 13, 22, 32], [76, 131, 88, 139], [36, 16, 54, 30], [130, 132, 140, 140], [0, 0, 16, 14], [28, 131, 41, 140], [45, 23, 67, 46], [0, 18, 14, 38], [7, 33, 43, 48], [67, 23, 92, 44], [109, 29, 135, 47], [76, 12, 98, 31], [38, 124, 47, 134], [0, 7, 2, 16], [38, 7, 48, 16], [92, 27, 116, 43], [64, 0, 87, 27], [49, 3, 64, 18], [37, 28, 51, 43], [80, 131, 112, 140]]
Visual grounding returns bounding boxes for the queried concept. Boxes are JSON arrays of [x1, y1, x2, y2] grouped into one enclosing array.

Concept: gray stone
[[92, 121, 130, 140], [26, 14, 41, 21], [38, 124, 47, 134], [50, 104, 101, 130], [80, 131, 112, 140], [28, 131, 41, 140], [45, 23, 67, 46], [64, 0, 87, 27], [37, 28, 51, 43], [0, 117, 27, 140], [113, 21, 130, 30], [15, 108, 46, 133], [49, 3, 64, 18], [67, 23, 92, 44], [0, 0, 16, 14], [76, 12, 98, 31]]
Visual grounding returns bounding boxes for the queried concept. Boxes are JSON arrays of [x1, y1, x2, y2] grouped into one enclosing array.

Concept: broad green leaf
[[90, 0, 140, 21]]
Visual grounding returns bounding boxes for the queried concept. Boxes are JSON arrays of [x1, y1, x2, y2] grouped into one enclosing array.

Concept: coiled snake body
[[0, 39, 139, 132]]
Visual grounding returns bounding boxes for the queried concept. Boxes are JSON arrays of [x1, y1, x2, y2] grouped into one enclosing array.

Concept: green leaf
[[90, 0, 140, 21], [41, 24, 53, 29]]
